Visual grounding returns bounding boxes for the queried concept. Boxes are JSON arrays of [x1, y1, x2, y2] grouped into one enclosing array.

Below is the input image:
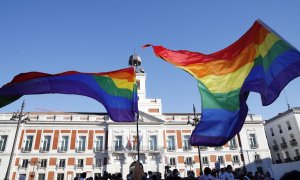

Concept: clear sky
[[1, 0, 300, 120]]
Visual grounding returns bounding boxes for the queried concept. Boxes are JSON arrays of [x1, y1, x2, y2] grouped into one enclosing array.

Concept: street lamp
[[4, 100, 30, 180], [29, 159, 41, 180], [187, 104, 203, 175]]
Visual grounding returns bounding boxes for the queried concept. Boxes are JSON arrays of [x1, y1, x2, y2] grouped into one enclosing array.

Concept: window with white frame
[[295, 149, 300, 156], [270, 128, 274, 136], [202, 157, 209, 165], [21, 159, 29, 168], [57, 173, 64, 180], [23, 135, 34, 152], [58, 159, 65, 168], [59, 136, 69, 152], [218, 156, 224, 164], [77, 159, 84, 167], [185, 157, 193, 165], [169, 157, 176, 166], [95, 136, 103, 152], [41, 135, 51, 152], [114, 136, 123, 151], [183, 135, 191, 150], [278, 124, 282, 133], [149, 135, 157, 151], [38, 173, 45, 180], [277, 153, 281, 160], [77, 136, 86, 152], [286, 121, 291, 130], [167, 136, 175, 151], [229, 138, 237, 149], [95, 158, 101, 167], [0, 135, 8, 151], [290, 134, 295, 140], [40, 159, 47, 168], [273, 139, 277, 145], [233, 155, 239, 163], [285, 151, 290, 159], [249, 134, 258, 149], [254, 154, 261, 162]]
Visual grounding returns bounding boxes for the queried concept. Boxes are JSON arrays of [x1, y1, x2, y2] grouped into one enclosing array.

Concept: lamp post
[[187, 104, 203, 176], [29, 159, 41, 180], [4, 100, 30, 180]]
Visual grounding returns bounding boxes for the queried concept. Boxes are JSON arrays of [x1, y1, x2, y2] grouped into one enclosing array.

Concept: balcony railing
[[294, 156, 300, 161], [183, 146, 192, 151], [94, 147, 104, 152], [275, 159, 282, 164], [74, 164, 84, 169], [167, 146, 176, 151], [280, 142, 288, 148], [290, 139, 297, 146], [108, 146, 164, 153], [39, 147, 50, 153], [93, 164, 102, 168], [284, 158, 293, 163], [199, 146, 208, 150], [250, 144, 259, 149], [254, 159, 262, 164], [21, 147, 32, 153], [229, 145, 238, 150], [58, 147, 68, 153], [233, 160, 240, 165], [272, 145, 279, 151], [75, 147, 86, 152], [214, 146, 223, 151]]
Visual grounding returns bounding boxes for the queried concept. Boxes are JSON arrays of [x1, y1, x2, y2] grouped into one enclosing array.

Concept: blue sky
[[0, 0, 300, 120]]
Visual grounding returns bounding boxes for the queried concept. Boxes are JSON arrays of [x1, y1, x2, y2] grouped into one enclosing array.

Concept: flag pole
[[136, 113, 140, 162]]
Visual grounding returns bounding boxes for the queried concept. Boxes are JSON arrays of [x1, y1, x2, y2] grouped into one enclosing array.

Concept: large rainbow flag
[[145, 20, 300, 146], [0, 67, 138, 122]]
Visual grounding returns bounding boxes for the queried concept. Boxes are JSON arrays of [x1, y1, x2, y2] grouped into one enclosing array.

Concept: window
[[278, 124, 282, 133], [114, 136, 123, 151], [77, 159, 84, 167], [218, 156, 224, 164], [132, 135, 142, 151], [58, 159, 65, 168], [38, 173, 45, 180], [277, 153, 281, 160], [59, 136, 69, 152], [169, 158, 176, 166], [185, 157, 193, 165], [21, 159, 29, 168], [229, 138, 237, 149], [233, 155, 239, 163], [0, 135, 8, 151], [254, 154, 261, 163], [41, 135, 51, 152], [273, 140, 277, 145], [286, 121, 291, 130], [270, 128, 274, 136], [95, 136, 103, 152], [77, 136, 86, 152], [290, 134, 295, 140], [167, 136, 175, 151], [295, 149, 300, 156], [149, 135, 157, 151], [183, 135, 191, 150], [249, 134, 258, 148], [57, 173, 64, 180], [202, 157, 209, 165], [95, 159, 101, 167], [40, 159, 47, 168], [23, 135, 34, 152], [285, 151, 290, 159]]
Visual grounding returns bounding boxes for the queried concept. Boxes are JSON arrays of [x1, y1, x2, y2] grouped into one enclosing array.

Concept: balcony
[[39, 147, 50, 153], [199, 146, 208, 150], [183, 146, 192, 151], [93, 164, 102, 169], [254, 159, 262, 164], [275, 159, 282, 164], [272, 145, 279, 151], [229, 145, 238, 150], [250, 144, 259, 149], [94, 147, 104, 153], [214, 146, 223, 151], [233, 160, 240, 165], [74, 164, 84, 169], [294, 156, 300, 161], [167, 146, 176, 151], [21, 147, 32, 153], [290, 139, 298, 146], [56, 164, 65, 170], [58, 147, 68, 153], [284, 158, 293, 163], [280, 142, 288, 148], [75, 147, 86, 153]]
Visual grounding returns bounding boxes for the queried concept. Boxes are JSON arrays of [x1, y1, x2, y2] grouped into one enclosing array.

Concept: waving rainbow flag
[[145, 20, 300, 146], [0, 67, 138, 122]]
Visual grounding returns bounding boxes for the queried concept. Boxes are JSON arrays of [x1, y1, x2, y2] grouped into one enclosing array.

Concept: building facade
[[0, 54, 272, 179], [264, 108, 300, 164]]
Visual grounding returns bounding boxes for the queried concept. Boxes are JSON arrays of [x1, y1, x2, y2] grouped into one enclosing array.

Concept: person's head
[[226, 165, 233, 172], [280, 170, 300, 180], [173, 169, 180, 176], [80, 172, 87, 178], [148, 171, 153, 176], [204, 167, 211, 176], [211, 169, 217, 177]]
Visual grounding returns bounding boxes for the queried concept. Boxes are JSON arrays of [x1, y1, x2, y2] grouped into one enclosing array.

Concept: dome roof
[[129, 53, 142, 66]]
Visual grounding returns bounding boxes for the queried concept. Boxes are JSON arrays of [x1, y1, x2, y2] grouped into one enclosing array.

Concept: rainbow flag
[[0, 67, 138, 122], [145, 20, 300, 146]]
